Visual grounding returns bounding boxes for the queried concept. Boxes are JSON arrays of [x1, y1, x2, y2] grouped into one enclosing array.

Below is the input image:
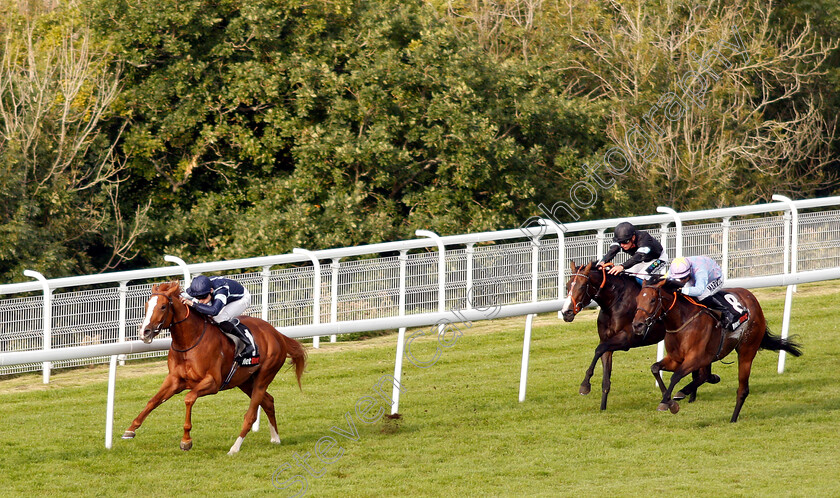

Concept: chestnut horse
[[122, 282, 306, 454], [561, 261, 717, 410], [632, 278, 802, 422]]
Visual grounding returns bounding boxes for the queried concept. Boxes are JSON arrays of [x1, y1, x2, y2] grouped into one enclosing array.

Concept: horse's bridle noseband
[[567, 265, 609, 314], [634, 287, 677, 335], [148, 292, 206, 352]]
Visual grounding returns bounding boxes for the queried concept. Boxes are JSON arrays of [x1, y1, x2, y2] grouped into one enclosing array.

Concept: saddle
[[219, 322, 259, 360]]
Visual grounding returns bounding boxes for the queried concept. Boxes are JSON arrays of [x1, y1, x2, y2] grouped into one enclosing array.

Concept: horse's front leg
[[180, 375, 221, 451], [650, 356, 678, 395], [580, 343, 610, 395], [674, 368, 706, 402], [658, 366, 689, 414], [600, 351, 613, 411], [123, 374, 184, 439]]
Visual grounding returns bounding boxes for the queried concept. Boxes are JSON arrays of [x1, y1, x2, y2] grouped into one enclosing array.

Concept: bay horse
[[561, 261, 718, 410], [632, 278, 802, 422], [122, 282, 307, 454]]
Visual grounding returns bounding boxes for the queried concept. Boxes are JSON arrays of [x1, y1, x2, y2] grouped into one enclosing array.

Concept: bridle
[[149, 292, 206, 353], [567, 264, 610, 314], [634, 286, 677, 336]]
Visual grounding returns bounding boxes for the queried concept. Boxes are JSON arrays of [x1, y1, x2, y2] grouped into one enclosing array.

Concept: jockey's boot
[[219, 319, 260, 366]]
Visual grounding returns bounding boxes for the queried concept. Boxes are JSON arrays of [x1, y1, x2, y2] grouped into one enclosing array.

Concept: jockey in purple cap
[[667, 256, 749, 332]]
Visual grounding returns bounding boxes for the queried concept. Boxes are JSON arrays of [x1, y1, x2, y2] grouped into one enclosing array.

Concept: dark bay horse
[[632, 278, 802, 422], [122, 282, 307, 454], [561, 261, 717, 410]]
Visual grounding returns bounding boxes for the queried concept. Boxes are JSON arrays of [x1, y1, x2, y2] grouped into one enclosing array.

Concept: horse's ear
[[569, 260, 577, 272], [151, 283, 159, 292], [584, 261, 593, 271], [653, 278, 667, 288]]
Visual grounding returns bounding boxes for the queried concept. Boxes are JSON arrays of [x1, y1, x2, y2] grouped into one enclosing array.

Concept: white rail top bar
[[2, 196, 839, 296], [3, 266, 836, 368]]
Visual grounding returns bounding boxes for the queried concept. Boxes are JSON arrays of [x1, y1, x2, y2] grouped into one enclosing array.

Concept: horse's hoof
[[121, 431, 135, 439], [579, 384, 591, 395], [657, 402, 670, 411], [673, 391, 686, 401], [180, 440, 192, 451], [669, 401, 680, 414], [709, 374, 721, 384]]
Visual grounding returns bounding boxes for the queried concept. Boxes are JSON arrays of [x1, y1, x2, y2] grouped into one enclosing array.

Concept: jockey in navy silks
[[182, 275, 260, 366]]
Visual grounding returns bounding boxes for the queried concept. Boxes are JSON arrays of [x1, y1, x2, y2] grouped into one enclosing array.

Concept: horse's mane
[[586, 260, 641, 289], [157, 281, 183, 294], [641, 275, 684, 294]]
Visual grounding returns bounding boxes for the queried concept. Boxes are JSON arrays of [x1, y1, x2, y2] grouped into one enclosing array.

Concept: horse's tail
[[761, 327, 803, 357], [280, 333, 307, 391]]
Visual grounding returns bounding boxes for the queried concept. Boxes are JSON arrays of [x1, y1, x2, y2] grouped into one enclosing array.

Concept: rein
[[150, 292, 207, 353], [568, 264, 611, 314], [635, 289, 678, 335]]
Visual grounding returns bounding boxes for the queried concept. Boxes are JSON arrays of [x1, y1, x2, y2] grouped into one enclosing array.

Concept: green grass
[[1, 282, 839, 497]]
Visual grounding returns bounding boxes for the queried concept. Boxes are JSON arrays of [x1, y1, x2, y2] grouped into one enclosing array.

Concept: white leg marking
[[269, 424, 281, 444], [228, 436, 245, 455]]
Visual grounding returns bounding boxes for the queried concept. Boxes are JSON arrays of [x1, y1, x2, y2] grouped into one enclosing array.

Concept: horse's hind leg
[[238, 380, 281, 444], [730, 353, 756, 423], [600, 351, 613, 411], [229, 377, 273, 455], [123, 375, 184, 439]]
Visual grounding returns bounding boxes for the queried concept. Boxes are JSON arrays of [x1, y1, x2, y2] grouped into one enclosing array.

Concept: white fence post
[[659, 222, 669, 260], [118, 281, 128, 366], [105, 354, 118, 448], [164, 255, 191, 286], [465, 243, 475, 311], [596, 229, 605, 261], [519, 233, 543, 402], [416, 230, 445, 320], [23, 270, 52, 384], [261, 266, 271, 321], [330, 259, 340, 343], [392, 250, 409, 415], [550, 221, 566, 319], [721, 217, 731, 279], [772, 195, 799, 373], [293, 249, 321, 348], [657, 207, 683, 258]]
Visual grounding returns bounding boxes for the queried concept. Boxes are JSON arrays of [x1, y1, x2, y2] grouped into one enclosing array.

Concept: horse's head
[[138, 282, 182, 344], [631, 277, 672, 335], [562, 261, 600, 322]]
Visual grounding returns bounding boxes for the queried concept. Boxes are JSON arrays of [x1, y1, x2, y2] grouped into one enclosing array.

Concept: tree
[[559, 0, 838, 212], [0, 0, 148, 281]]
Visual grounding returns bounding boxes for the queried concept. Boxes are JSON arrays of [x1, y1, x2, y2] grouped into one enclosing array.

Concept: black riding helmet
[[613, 222, 637, 243], [187, 275, 213, 298]]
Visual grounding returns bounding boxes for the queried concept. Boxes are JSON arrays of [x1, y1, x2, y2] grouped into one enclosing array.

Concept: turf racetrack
[[1, 282, 838, 496]]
